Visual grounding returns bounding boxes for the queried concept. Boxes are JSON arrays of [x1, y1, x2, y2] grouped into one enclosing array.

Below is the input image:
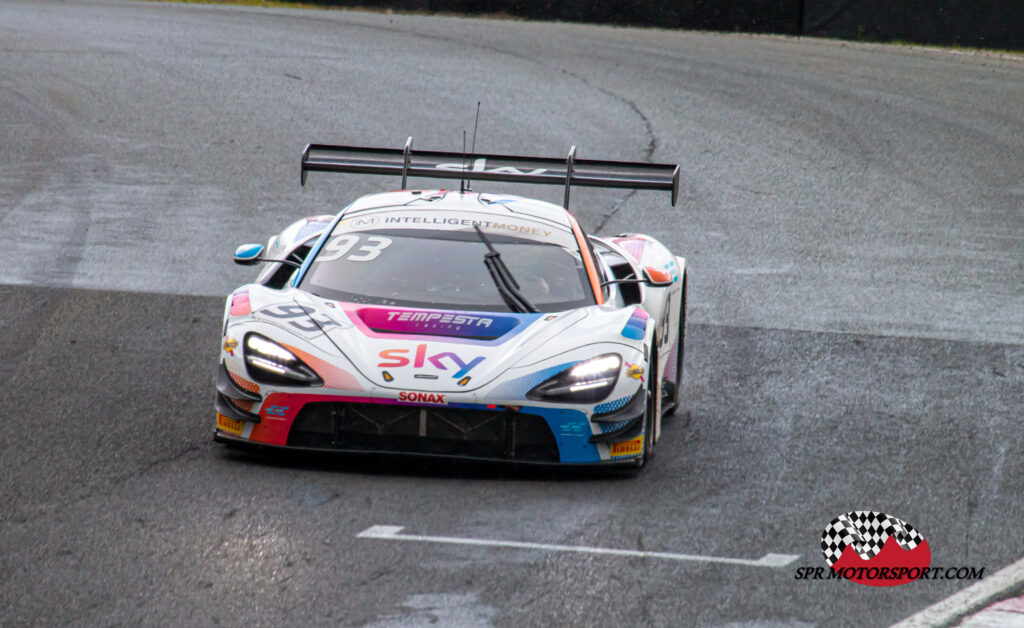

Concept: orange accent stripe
[[644, 267, 672, 283], [566, 214, 604, 305], [282, 343, 362, 391]]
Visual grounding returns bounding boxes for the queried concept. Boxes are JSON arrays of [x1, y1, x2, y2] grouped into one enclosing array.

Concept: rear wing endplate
[[300, 137, 679, 208]]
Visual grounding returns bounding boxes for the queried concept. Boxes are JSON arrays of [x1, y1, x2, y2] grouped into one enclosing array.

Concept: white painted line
[[891, 555, 1024, 628], [357, 525, 799, 568]]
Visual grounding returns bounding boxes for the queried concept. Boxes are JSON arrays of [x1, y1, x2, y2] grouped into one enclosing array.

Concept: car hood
[[245, 287, 616, 393]]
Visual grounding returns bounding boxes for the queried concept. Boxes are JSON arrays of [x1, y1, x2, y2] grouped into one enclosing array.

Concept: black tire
[[636, 343, 658, 468], [670, 271, 687, 413]]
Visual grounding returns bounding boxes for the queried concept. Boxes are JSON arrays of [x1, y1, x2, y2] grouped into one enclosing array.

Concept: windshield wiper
[[473, 225, 538, 314]]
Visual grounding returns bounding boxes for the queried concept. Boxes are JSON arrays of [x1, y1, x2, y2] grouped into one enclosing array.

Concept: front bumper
[[214, 390, 646, 465]]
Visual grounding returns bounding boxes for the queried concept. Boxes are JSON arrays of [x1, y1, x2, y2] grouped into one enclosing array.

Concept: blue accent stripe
[[594, 396, 630, 414], [621, 310, 647, 340], [621, 326, 644, 340], [490, 362, 574, 399], [599, 419, 632, 434], [296, 221, 330, 240], [291, 203, 353, 288]]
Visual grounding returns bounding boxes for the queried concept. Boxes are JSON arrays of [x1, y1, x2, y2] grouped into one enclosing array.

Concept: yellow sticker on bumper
[[610, 435, 643, 457], [217, 413, 244, 436]]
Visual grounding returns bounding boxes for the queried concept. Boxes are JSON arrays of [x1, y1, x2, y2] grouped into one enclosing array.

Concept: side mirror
[[233, 243, 264, 266], [600, 268, 676, 289], [642, 267, 674, 287]]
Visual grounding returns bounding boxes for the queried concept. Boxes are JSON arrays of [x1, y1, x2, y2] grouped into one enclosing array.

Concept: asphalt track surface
[[1, 1, 1022, 626]]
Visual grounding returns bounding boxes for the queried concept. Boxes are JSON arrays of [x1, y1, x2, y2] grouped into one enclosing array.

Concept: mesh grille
[[228, 371, 260, 395], [228, 398, 257, 414], [288, 402, 559, 462]]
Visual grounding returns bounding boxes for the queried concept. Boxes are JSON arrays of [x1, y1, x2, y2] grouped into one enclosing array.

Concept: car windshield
[[299, 223, 595, 313]]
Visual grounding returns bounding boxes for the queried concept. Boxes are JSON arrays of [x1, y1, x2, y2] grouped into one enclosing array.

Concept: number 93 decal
[[317, 234, 393, 262]]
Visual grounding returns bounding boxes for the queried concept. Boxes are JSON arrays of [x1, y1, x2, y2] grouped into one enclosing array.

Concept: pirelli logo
[[610, 436, 643, 457], [217, 413, 244, 436]]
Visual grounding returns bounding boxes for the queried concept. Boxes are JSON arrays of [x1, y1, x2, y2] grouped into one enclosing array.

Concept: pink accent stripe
[[613, 237, 647, 265], [230, 291, 251, 316]]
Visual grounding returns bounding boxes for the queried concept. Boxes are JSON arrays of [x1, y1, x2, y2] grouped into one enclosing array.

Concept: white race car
[[214, 139, 686, 467]]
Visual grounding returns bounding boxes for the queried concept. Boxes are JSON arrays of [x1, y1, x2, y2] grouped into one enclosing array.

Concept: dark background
[[308, 0, 1024, 50]]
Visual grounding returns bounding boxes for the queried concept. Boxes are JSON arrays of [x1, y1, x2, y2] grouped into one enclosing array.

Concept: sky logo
[[378, 344, 485, 378]]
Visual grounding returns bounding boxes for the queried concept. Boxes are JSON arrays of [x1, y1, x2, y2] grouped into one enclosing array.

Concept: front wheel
[[636, 344, 658, 468], [670, 271, 687, 413]]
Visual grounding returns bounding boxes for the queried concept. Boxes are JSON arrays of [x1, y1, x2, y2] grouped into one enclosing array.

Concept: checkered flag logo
[[820, 511, 925, 567]]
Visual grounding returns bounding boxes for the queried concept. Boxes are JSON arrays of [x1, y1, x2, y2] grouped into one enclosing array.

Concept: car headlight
[[526, 354, 622, 403], [244, 333, 322, 386]]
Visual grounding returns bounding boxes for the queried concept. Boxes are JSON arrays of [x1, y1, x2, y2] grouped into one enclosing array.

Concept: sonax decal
[[398, 392, 446, 404]]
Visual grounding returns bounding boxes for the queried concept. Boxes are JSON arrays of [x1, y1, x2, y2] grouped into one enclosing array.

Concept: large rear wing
[[300, 137, 679, 208]]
